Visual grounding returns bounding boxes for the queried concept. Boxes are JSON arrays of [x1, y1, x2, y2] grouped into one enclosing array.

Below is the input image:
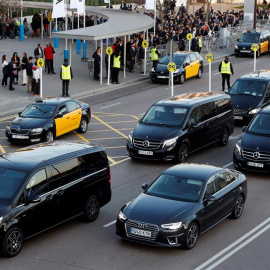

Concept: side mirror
[[142, 183, 148, 190], [184, 63, 190, 67], [190, 123, 199, 129], [18, 112, 22, 116], [138, 118, 142, 123], [55, 113, 63, 119], [204, 195, 217, 202], [242, 126, 247, 132], [27, 194, 41, 203]]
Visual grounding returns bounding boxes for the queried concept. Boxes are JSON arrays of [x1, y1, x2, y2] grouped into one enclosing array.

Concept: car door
[[189, 53, 200, 77], [184, 56, 192, 79], [260, 34, 267, 53], [66, 100, 82, 131]]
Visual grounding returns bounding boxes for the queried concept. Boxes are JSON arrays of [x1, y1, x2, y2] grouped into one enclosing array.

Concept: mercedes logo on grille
[[143, 140, 149, 147], [137, 223, 148, 229], [253, 152, 260, 159], [234, 109, 239, 113]]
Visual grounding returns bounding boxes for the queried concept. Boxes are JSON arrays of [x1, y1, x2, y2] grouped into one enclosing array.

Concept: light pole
[[20, 0, 24, 41], [253, 0, 257, 30]]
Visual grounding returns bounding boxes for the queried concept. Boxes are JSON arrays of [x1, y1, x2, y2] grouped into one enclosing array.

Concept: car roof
[[238, 70, 270, 80], [242, 30, 269, 35], [0, 141, 102, 171], [163, 163, 224, 181], [155, 92, 229, 107], [32, 97, 77, 106], [173, 51, 198, 55]]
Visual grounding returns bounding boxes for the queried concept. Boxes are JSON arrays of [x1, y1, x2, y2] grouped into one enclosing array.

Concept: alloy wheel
[[86, 196, 100, 221], [234, 195, 244, 218], [46, 130, 54, 142], [178, 144, 188, 163], [80, 119, 88, 133], [185, 223, 198, 249]]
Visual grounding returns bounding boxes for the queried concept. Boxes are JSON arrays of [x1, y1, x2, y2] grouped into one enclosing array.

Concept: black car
[[6, 98, 91, 144], [150, 51, 203, 84], [234, 30, 270, 57], [233, 105, 270, 172], [0, 141, 111, 257], [228, 70, 270, 124], [127, 92, 234, 162], [116, 163, 247, 249]]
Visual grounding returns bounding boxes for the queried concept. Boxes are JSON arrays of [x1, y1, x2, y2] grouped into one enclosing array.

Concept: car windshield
[[248, 113, 270, 136], [141, 105, 187, 127], [239, 34, 260, 43], [20, 104, 57, 118], [230, 80, 267, 98], [0, 167, 27, 202], [159, 55, 186, 66], [146, 173, 204, 202]]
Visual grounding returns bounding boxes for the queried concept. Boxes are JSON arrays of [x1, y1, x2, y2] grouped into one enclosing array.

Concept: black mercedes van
[[127, 92, 234, 163], [0, 141, 111, 257]]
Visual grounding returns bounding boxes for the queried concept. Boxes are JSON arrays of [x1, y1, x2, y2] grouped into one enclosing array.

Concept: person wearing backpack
[[2, 55, 8, 88]]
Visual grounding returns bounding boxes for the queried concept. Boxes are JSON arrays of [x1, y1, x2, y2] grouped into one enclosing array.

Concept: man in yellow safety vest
[[197, 34, 203, 54], [218, 56, 234, 91], [112, 50, 121, 84], [60, 58, 73, 97], [151, 43, 160, 68]]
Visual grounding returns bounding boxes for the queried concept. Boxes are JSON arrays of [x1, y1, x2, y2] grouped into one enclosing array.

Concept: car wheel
[[257, 50, 260, 58], [231, 194, 244, 219], [183, 222, 199, 250], [83, 195, 100, 222], [218, 127, 229, 146], [235, 53, 240, 57], [179, 73, 185, 84], [1, 226, 23, 257], [45, 129, 54, 142], [196, 68, 202, 78], [177, 144, 189, 163], [78, 117, 88, 133], [267, 46, 270, 54]]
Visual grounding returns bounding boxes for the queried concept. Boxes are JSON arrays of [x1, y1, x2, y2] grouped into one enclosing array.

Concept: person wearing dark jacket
[[138, 46, 145, 74], [34, 43, 44, 60], [60, 58, 73, 97], [92, 47, 101, 80], [26, 57, 34, 93], [129, 43, 136, 72], [7, 58, 17, 90], [218, 56, 234, 91]]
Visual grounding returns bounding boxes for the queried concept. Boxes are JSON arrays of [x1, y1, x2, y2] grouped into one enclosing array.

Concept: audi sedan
[[116, 164, 247, 249], [6, 98, 91, 144]]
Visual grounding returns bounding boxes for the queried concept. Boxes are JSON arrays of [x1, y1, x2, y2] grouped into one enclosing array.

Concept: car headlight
[[118, 211, 127, 221], [235, 45, 238, 49], [128, 132, 133, 144], [249, 108, 260, 114], [161, 222, 182, 230], [0, 217, 3, 224], [5, 126, 10, 132], [163, 136, 178, 147], [151, 67, 155, 72], [235, 142, 242, 155], [31, 128, 43, 134]]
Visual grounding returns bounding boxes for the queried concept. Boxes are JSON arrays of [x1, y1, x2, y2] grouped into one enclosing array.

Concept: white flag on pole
[[70, 0, 78, 9], [52, 0, 66, 18], [77, 0, 85, 15], [145, 0, 155, 10]]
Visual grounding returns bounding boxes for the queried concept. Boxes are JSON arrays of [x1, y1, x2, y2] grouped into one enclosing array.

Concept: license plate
[[130, 228, 151, 237], [157, 76, 169, 79], [138, 150, 153, 155], [240, 50, 251, 53], [234, 116, 243, 120], [247, 162, 264, 168], [12, 135, 29, 139]]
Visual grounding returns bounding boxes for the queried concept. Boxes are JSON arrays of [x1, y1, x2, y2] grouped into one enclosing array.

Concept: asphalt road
[[0, 54, 270, 270]]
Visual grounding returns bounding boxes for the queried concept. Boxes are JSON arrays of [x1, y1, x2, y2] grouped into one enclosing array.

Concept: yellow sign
[[167, 62, 177, 72], [106, 47, 113, 55], [37, 58, 44, 68], [186, 33, 193, 40], [206, 53, 214, 63], [142, 40, 149, 48], [251, 43, 259, 52], [47, 12, 53, 22]]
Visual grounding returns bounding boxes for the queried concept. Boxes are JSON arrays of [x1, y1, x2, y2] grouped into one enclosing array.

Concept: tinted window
[[67, 101, 78, 112], [184, 56, 191, 64], [26, 169, 48, 196], [58, 104, 68, 115], [230, 79, 267, 97], [205, 177, 217, 196], [213, 173, 228, 192], [49, 158, 80, 191], [248, 113, 270, 135], [187, 106, 201, 127], [190, 54, 197, 62], [21, 104, 56, 118], [200, 102, 216, 121], [239, 33, 260, 43], [215, 98, 232, 114], [79, 152, 107, 177]]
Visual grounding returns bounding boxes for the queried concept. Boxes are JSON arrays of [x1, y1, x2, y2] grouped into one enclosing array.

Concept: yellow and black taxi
[[150, 51, 203, 84], [5, 98, 91, 144], [235, 30, 270, 57]]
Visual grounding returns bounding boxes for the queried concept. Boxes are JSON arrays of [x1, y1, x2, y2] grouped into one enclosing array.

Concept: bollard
[[76, 39, 81, 54], [54, 30, 59, 48], [82, 41, 87, 61], [64, 49, 70, 64], [19, 22, 24, 41]]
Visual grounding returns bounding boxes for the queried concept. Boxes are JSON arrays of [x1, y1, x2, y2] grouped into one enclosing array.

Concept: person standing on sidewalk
[[218, 56, 234, 91], [60, 58, 73, 97], [26, 56, 34, 93], [32, 64, 40, 97], [111, 50, 121, 84], [7, 57, 17, 91], [138, 45, 145, 74], [92, 47, 101, 81], [2, 55, 8, 88], [20, 52, 28, 86], [151, 43, 160, 68]]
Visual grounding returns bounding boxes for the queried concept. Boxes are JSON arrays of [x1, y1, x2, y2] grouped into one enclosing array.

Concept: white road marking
[[223, 162, 233, 168], [249, 61, 259, 64], [100, 102, 121, 109], [213, 73, 220, 76], [103, 220, 117, 227], [195, 217, 270, 270]]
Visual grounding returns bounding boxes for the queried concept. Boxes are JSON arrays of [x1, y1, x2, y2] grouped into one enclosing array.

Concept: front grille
[[125, 220, 159, 242], [133, 139, 162, 150], [234, 108, 248, 114], [10, 128, 31, 135], [242, 150, 270, 162]]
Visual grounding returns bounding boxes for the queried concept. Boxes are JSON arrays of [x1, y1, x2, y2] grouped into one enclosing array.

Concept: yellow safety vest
[[113, 56, 121, 68], [61, 65, 71, 80], [198, 38, 202, 48], [151, 48, 158, 61], [221, 61, 231, 74]]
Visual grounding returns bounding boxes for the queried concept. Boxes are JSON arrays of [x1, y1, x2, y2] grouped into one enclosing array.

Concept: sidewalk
[[0, 31, 234, 118]]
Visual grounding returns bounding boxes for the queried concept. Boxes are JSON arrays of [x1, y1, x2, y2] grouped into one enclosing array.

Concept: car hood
[[241, 132, 270, 152], [236, 42, 254, 49], [230, 95, 262, 110], [124, 193, 196, 224], [133, 123, 180, 141], [11, 117, 50, 129]]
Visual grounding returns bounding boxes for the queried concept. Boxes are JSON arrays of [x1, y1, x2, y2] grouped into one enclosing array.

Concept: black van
[[127, 92, 234, 162], [228, 70, 270, 123], [0, 141, 111, 257]]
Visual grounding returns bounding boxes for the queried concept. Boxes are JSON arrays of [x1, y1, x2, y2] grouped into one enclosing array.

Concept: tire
[[196, 68, 202, 78], [1, 226, 23, 257], [268, 46, 270, 54], [183, 222, 199, 250], [83, 195, 100, 222], [231, 194, 244, 219], [218, 127, 229, 146], [177, 144, 189, 163], [235, 53, 239, 57], [45, 129, 54, 142], [257, 49, 260, 58], [179, 73, 185, 84], [78, 117, 88, 133]]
